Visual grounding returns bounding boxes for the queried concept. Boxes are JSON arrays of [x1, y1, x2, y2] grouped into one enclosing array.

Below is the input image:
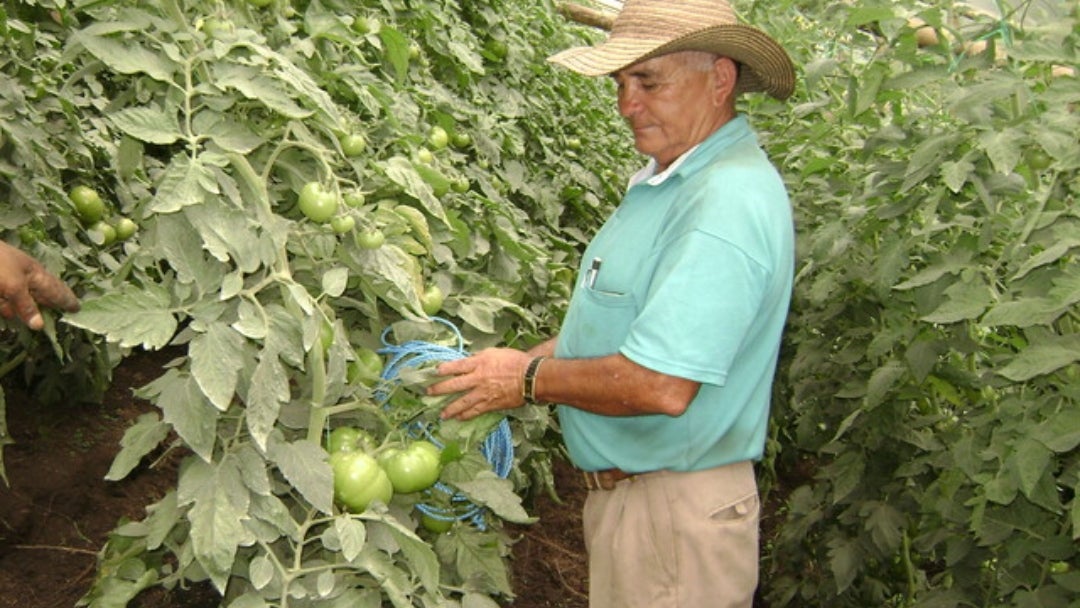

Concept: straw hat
[[548, 0, 796, 100]]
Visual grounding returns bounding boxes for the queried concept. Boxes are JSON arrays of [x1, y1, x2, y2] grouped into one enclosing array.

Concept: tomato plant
[[377, 440, 443, 493], [12, 0, 637, 605]]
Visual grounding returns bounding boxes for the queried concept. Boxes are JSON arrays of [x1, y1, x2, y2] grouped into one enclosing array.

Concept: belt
[[581, 468, 638, 491]]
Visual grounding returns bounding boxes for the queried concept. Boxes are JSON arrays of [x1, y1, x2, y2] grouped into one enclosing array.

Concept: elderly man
[[0, 241, 79, 330], [428, 0, 796, 605]]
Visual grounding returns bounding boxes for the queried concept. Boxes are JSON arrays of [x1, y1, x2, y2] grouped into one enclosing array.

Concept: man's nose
[[617, 88, 639, 118]]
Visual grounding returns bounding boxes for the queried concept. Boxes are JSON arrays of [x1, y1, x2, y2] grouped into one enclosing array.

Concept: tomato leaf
[[154, 214, 227, 292], [246, 348, 290, 451], [452, 471, 536, 525], [109, 105, 181, 145], [105, 412, 170, 481], [369, 517, 441, 593], [180, 458, 250, 593], [144, 491, 180, 551], [267, 437, 334, 514], [191, 322, 247, 411], [216, 65, 312, 119], [996, 334, 1080, 381], [63, 284, 178, 350], [378, 25, 411, 83], [334, 517, 368, 562], [383, 157, 449, 225], [140, 369, 219, 463], [73, 31, 175, 82]]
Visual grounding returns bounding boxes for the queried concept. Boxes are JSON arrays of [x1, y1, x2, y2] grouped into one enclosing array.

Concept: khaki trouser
[[582, 461, 760, 608]]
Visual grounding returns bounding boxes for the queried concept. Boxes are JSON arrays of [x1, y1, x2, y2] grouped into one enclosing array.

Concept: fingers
[[7, 291, 45, 330], [28, 269, 81, 313], [429, 349, 530, 421]]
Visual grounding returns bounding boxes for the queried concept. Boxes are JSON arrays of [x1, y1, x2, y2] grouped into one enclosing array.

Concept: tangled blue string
[[375, 317, 514, 530]]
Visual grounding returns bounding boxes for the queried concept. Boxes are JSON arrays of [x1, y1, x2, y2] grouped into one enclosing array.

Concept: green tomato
[[331, 215, 356, 234], [356, 228, 385, 250], [567, 137, 583, 151], [484, 39, 508, 61], [70, 185, 105, 224], [89, 221, 117, 246], [415, 148, 434, 165], [1049, 561, 1072, 575], [344, 191, 366, 208], [1027, 149, 1052, 171], [331, 451, 394, 512], [347, 347, 384, 385], [420, 512, 454, 534], [114, 217, 138, 241], [420, 285, 445, 316], [451, 177, 470, 193], [451, 132, 472, 148], [408, 42, 421, 60], [340, 133, 368, 157], [326, 426, 375, 454], [201, 17, 236, 38], [17, 226, 41, 245], [377, 441, 442, 494], [351, 16, 375, 34], [428, 126, 449, 150], [298, 182, 338, 223]]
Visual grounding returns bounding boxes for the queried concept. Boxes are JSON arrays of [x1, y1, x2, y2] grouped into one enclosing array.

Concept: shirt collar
[[627, 144, 700, 187], [625, 115, 752, 189]]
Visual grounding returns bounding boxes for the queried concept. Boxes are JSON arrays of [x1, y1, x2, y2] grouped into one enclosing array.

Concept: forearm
[[526, 337, 557, 357], [532, 353, 699, 417]]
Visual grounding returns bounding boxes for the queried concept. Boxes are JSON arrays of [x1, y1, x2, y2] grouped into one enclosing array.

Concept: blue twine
[[375, 317, 514, 530]]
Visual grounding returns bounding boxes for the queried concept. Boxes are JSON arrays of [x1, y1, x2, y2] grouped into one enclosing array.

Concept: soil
[[0, 347, 589, 608]]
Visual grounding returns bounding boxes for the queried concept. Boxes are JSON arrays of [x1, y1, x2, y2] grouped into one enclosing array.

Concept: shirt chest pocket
[[562, 287, 638, 357]]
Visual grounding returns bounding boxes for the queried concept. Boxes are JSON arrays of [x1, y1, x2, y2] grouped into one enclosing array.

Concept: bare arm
[[428, 345, 699, 421]]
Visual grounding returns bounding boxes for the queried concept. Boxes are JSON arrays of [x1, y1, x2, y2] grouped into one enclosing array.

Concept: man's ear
[[711, 56, 739, 106]]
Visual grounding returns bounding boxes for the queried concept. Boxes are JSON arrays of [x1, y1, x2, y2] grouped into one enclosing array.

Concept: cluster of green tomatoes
[[325, 426, 445, 516], [69, 185, 138, 245]]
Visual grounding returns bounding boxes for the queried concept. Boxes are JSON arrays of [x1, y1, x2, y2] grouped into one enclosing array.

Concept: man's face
[[612, 52, 733, 170]]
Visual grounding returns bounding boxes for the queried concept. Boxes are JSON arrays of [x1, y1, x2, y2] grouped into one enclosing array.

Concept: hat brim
[[548, 24, 796, 100]]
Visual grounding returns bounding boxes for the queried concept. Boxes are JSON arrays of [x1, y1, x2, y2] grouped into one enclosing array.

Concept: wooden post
[[556, 3, 616, 31]]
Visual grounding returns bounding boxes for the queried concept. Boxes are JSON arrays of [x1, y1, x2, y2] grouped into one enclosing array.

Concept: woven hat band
[[613, 0, 738, 39]]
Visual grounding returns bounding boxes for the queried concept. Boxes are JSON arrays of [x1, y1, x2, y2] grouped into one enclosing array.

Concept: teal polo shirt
[[555, 115, 794, 473]]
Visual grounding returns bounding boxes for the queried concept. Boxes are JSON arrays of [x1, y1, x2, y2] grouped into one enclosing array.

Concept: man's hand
[[427, 348, 533, 421], [0, 241, 80, 330]]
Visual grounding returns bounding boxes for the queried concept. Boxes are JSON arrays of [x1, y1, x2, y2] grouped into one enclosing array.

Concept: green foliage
[[745, 0, 1080, 605], [1, 0, 636, 604]]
